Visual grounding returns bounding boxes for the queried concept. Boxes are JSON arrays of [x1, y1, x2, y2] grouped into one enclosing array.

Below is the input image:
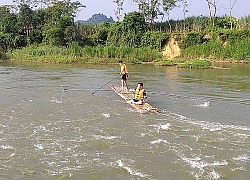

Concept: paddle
[[92, 75, 120, 95]]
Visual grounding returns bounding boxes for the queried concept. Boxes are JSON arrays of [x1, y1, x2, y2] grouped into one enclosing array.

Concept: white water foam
[[195, 101, 210, 108], [209, 169, 221, 179], [116, 160, 149, 178], [34, 143, 44, 150], [233, 133, 249, 139], [160, 123, 171, 130], [181, 154, 228, 172], [102, 113, 110, 118], [167, 112, 250, 133], [148, 123, 171, 132], [150, 139, 170, 145], [233, 154, 250, 162], [93, 134, 120, 140], [180, 154, 227, 179], [231, 166, 246, 171], [0, 145, 15, 150], [50, 97, 62, 103]]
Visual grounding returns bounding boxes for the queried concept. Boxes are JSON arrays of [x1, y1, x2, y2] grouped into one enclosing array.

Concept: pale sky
[[0, 0, 249, 21]]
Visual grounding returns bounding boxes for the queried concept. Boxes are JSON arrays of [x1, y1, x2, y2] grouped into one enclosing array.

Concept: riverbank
[[3, 33, 250, 66], [3, 28, 250, 67]]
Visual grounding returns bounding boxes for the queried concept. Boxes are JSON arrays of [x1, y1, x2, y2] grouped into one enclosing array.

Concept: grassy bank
[[5, 29, 250, 67], [179, 30, 250, 63], [6, 44, 162, 64]]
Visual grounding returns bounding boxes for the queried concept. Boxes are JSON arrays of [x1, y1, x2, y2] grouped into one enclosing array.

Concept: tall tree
[[107, 11, 147, 47], [162, 0, 177, 33], [0, 6, 18, 51], [132, 0, 161, 26], [114, 0, 124, 21], [17, 4, 33, 44], [179, 0, 189, 31], [12, 0, 59, 9], [42, 0, 84, 45], [122, 11, 147, 46], [29, 9, 46, 44], [205, 0, 217, 26], [132, 0, 147, 20], [229, 0, 238, 29]]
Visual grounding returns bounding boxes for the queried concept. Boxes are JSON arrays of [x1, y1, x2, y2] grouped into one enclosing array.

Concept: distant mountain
[[76, 13, 114, 25]]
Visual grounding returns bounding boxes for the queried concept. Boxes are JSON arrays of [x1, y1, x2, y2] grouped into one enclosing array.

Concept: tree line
[[114, 0, 243, 29], [0, 0, 250, 62]]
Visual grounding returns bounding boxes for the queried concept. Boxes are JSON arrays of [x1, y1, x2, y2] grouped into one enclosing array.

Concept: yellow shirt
[[120, 64, 128, 74]]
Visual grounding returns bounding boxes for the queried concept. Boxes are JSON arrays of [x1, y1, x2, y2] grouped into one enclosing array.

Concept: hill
[[76, 13, 114, 25]]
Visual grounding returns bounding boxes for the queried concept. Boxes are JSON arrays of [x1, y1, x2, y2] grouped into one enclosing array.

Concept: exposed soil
[[162, 37, 181, 59]]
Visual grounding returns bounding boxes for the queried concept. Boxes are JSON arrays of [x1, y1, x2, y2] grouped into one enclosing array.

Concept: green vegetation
[[1, 0, 250, 67], [177, 60, 212, 68], [7, 43, 161, 64], [180, 29, 250, 62]]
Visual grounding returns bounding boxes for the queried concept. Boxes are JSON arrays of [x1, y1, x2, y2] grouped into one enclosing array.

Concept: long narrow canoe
[[110, 85, 158, 113]]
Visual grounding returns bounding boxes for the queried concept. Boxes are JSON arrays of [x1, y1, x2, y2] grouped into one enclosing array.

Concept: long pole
[[92, 75, 120, 95]]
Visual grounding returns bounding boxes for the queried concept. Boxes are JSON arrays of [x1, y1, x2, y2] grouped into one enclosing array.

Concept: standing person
[[119, 60, 128, 91], [127, 83, 147, 105]]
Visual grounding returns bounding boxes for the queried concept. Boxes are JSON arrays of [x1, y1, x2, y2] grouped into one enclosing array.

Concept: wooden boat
[[110, 85, 158, 113]]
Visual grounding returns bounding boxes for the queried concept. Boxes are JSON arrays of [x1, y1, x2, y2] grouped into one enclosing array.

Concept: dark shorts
[[133, 99, 139, 102], [121, 74, 128, 80]]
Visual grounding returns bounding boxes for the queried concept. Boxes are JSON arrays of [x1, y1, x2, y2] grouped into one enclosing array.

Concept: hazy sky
[[0, 0, 249, 21]]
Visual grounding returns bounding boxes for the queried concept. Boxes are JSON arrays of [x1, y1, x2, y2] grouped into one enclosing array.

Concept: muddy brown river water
[[0, 61, 249, 179]]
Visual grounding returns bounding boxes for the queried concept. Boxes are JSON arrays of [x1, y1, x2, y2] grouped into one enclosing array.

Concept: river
[[0, 61, 249, 180]]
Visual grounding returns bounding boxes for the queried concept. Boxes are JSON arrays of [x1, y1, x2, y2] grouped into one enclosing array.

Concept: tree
[[0, 8, 18, 33], [132, 0, 161, 26], [229, 0, 238, 29], [42, 0, 84, 45], [113, 0, 124, 21], [91, 22, 110, 46], [17, 4, 33, 45], [122, 11, 147, 46], [205, 0, 217, 27], [179, 0, 189, 31], [107, 12, 147, 47], [216, 15, 237, 29], [132, 0, 147, 20], [12, 0, 59, 9], [162, 0, 177, 33], [0, 6, 10, 20], [0, 32, 11, 52]]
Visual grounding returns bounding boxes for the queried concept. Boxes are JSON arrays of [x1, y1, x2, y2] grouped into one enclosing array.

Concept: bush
[[180, 32, 203, 49], [178, 60, 212, 68]]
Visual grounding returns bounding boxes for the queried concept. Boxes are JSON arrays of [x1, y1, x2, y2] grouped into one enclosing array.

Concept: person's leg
[[121, 74, 126, 91], [124, 80, 128, 91], [121, 79, 124, 91], [124, 74, 128, 91], [133, 100, 143, 105], [126, 99, 133, 103]]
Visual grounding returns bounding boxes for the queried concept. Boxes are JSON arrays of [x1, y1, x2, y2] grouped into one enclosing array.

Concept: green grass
[[6, 44, 162, 64]]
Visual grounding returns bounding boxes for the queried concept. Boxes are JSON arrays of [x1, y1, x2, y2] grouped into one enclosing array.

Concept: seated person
[[127, 83, 147, 105]]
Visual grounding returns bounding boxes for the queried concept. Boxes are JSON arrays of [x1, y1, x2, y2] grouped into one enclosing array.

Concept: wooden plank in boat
[[110, 85, 158, 113]]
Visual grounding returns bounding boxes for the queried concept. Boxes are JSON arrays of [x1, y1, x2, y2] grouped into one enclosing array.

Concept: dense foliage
[[0, 0, 250, 63]]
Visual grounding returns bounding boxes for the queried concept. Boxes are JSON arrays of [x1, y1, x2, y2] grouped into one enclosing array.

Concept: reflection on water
[[0, 61, 249, 179]]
